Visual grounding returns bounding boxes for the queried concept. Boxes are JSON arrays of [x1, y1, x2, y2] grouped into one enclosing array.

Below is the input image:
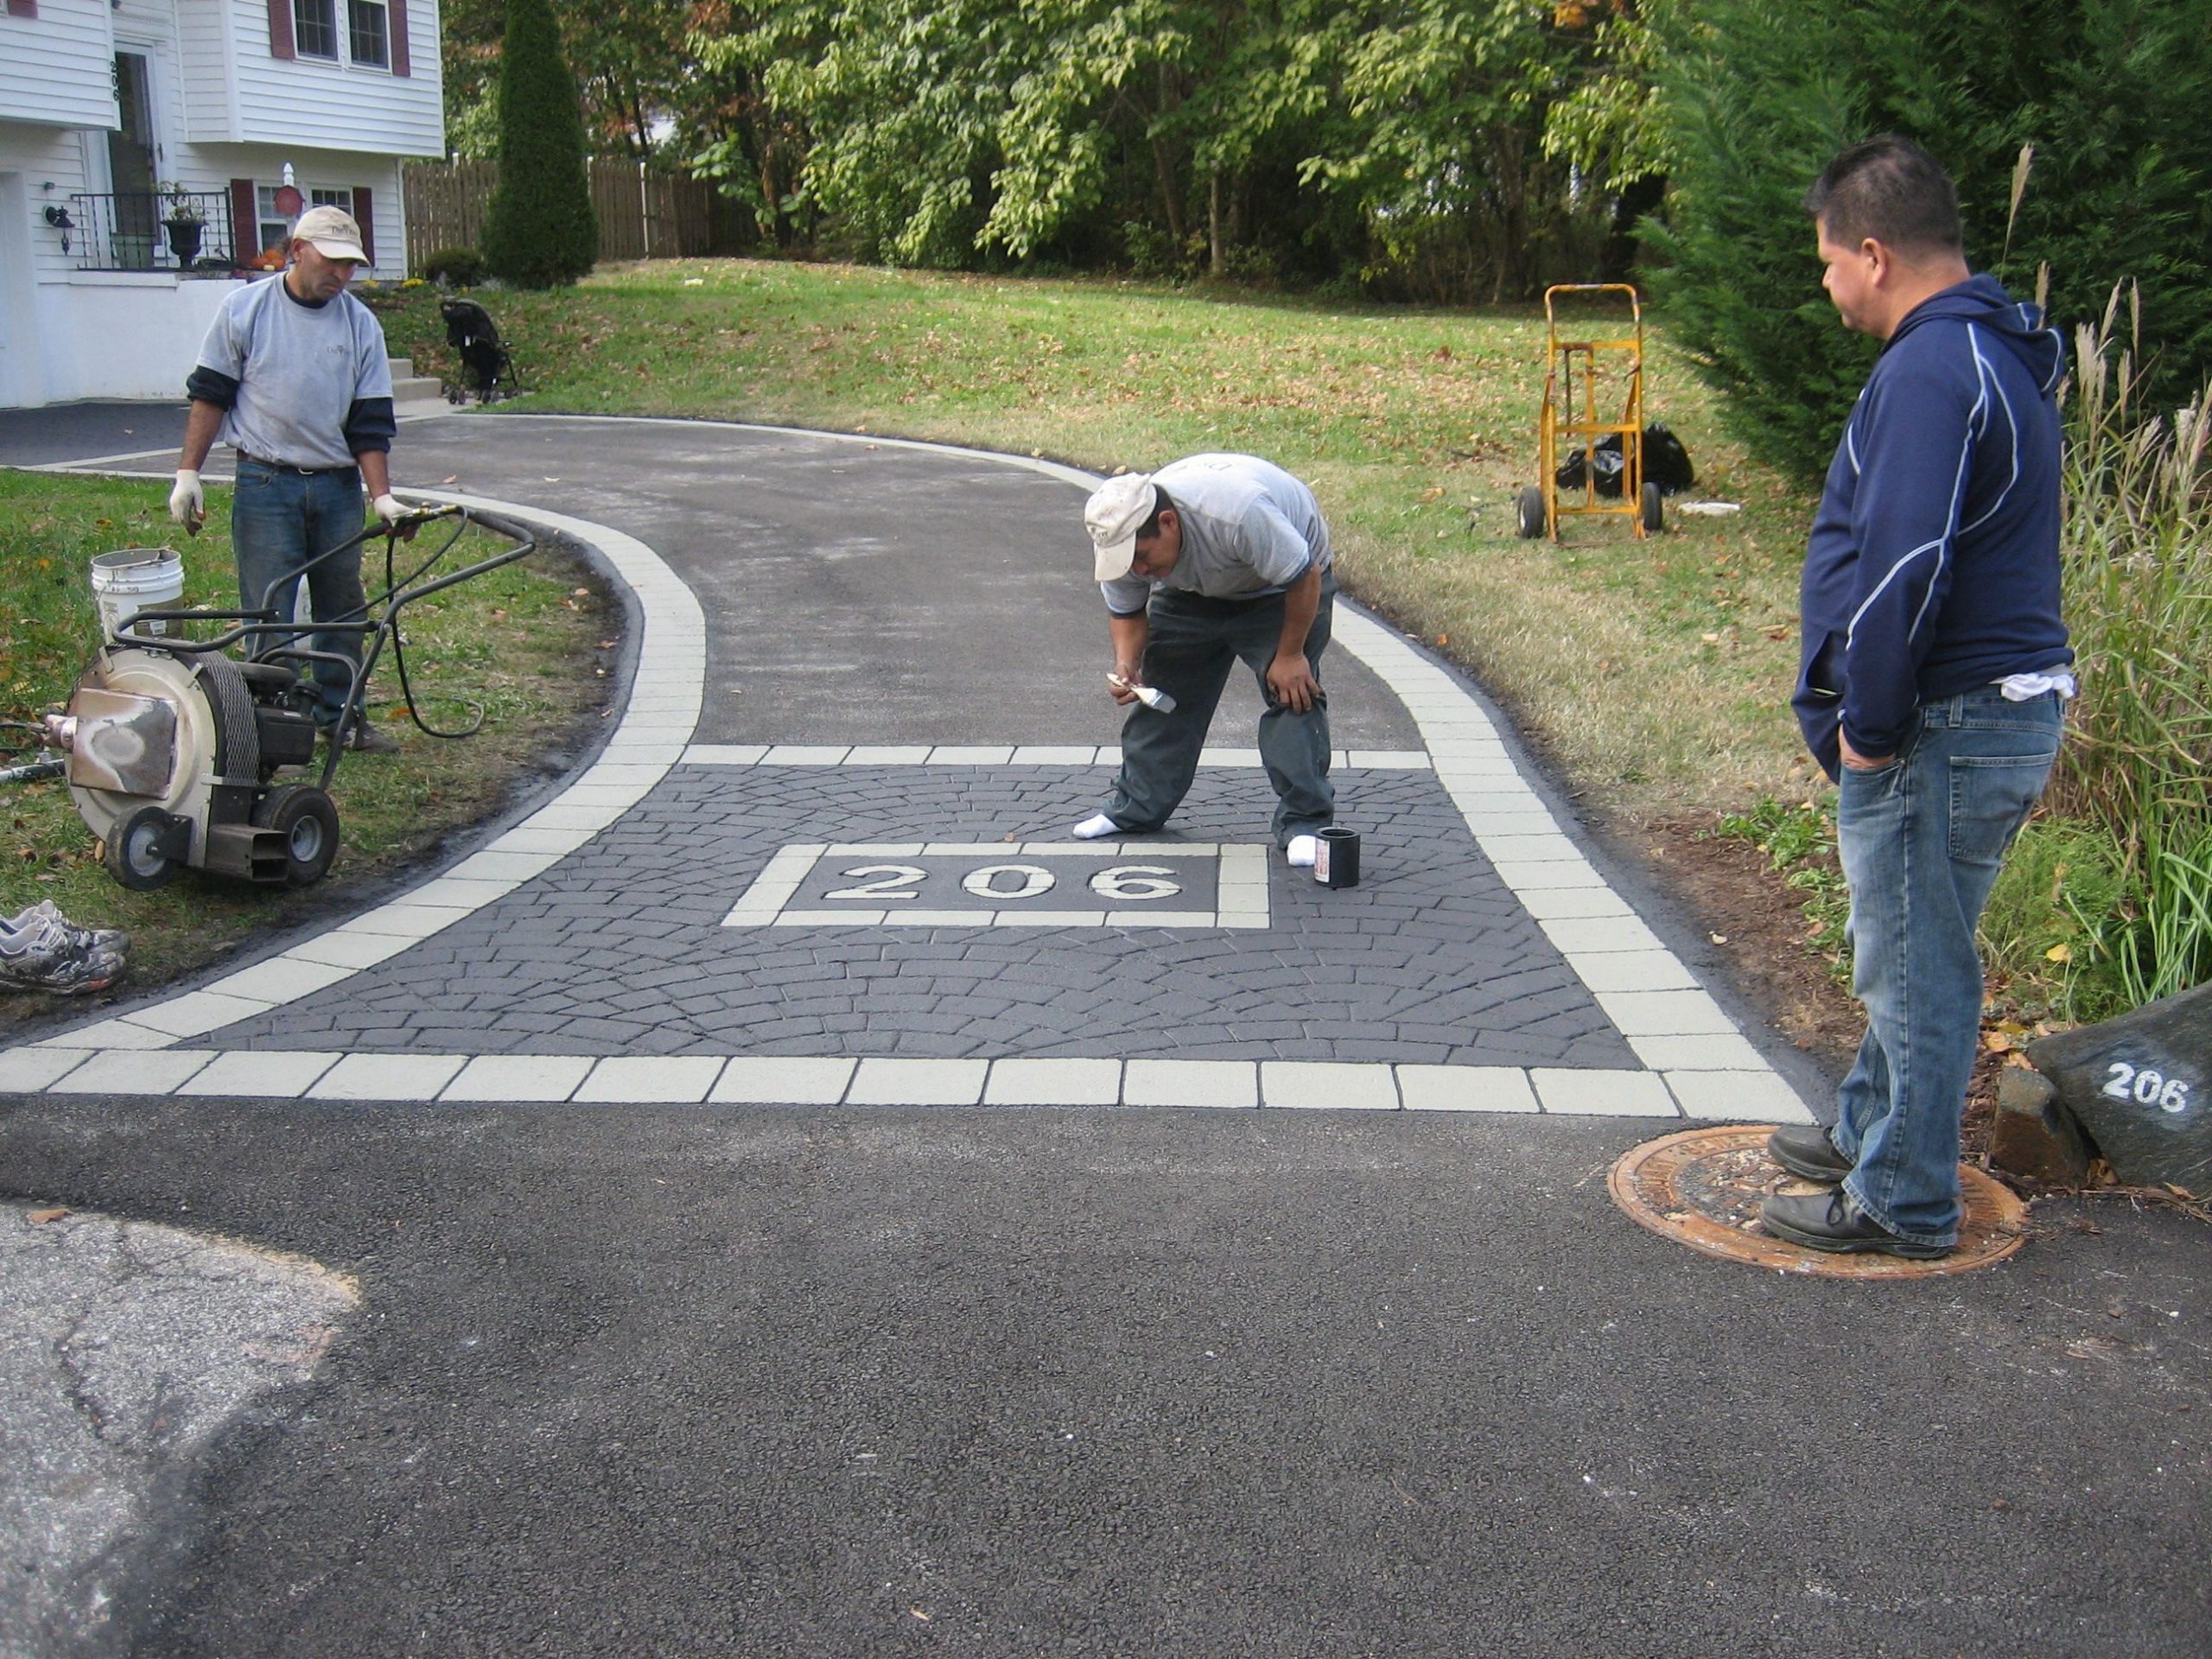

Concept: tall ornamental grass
[[1996, 292, 2212, 1016]]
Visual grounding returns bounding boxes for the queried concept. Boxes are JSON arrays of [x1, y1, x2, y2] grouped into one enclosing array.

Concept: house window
[[293, 0, 338, 59], [347, 0, 390, 69], [253, 186, 353, 258], [254, 187, 291, 256]]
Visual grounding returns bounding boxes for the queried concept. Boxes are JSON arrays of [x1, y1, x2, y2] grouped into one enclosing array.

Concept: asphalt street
[[2, 405, 2207, 1656]]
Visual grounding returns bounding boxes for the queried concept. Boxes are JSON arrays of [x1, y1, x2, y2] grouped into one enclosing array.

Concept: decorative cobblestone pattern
[[201, 765, 1636, 1069]]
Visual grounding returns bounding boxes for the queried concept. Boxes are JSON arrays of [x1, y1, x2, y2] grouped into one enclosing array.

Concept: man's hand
[[1266, 652, 1319, 713], [1839, 728, 1894, 772], [1106, 660, 1143, 705], [372, 493, 406, 527], [168, 469, 205, 533]]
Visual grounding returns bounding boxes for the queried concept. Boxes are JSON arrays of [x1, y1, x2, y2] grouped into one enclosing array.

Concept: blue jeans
[[1103, 575, 1336, 848], [231, 458, 370, 729], [1833, 688, 2063, 1245]]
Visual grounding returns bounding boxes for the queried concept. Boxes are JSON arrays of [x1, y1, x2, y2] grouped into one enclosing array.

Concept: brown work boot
[[330, 720, 401, 754]]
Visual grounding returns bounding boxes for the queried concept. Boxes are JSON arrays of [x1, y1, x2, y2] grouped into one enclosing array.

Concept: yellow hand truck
[[1517, 283, 1664, 541]]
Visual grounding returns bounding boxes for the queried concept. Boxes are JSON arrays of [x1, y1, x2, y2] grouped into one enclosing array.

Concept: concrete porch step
[[391, 356, 449, 416]]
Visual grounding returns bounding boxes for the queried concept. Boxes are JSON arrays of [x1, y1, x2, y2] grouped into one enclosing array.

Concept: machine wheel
[[1516, 485, 1548, 539], [105, 804, 181, 891], [1642, 481, 1665, 534], [255, 785, 340, 887]]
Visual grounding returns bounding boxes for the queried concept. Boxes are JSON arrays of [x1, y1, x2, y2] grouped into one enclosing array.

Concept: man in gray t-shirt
[[1077, 454, 1338, 862], [168, 206, 404, 752]]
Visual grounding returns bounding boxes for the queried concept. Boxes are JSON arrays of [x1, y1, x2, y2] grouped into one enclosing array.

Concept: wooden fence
[[402, 159, 738, 272]]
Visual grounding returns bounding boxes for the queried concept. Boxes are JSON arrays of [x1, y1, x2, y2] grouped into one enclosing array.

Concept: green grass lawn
[[375, 260, 1825, 822], [0, 473, 613, 1025]]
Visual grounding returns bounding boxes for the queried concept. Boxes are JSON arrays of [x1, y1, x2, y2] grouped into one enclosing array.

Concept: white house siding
[[0, 123, 95, 285], [175, 0, 238, 145], [229, 0, 444, 158], [0, 0, 118, 134]]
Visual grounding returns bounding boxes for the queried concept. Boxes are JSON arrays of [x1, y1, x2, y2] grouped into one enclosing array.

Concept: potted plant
[[159, 184, 206, 268]]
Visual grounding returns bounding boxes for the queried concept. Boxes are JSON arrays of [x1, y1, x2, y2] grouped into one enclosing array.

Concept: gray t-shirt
[[1100, 453, 1332, 615], [194, 275, 393, 469]]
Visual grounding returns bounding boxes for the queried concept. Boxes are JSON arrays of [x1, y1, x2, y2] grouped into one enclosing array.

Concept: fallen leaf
[[2044, 943, 2072, 963], [1983, 1031, 2014, 1052], [1710, 932, 1728, 944], [442, 474, 460, 485], [1701, 632, 1719, 644], [28, 1208, 69, 1224]]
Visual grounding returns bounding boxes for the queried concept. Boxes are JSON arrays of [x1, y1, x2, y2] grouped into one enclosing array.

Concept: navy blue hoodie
[[1795, 274, 2072, 781]]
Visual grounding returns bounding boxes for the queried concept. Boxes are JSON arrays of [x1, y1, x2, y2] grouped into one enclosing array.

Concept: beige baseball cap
[[1084, 472, 1155, 582], [293, 205, 369, 264]]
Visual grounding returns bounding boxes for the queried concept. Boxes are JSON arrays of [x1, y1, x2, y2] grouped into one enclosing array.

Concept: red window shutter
[[353, 188, 375, 264], [6, 1, 41, 22], [389, 0, 410, 76], [266, 0, 294, 59], [230, 179, 258, 262]]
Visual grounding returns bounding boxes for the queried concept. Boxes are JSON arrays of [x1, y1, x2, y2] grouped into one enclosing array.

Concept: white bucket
[[91, 547, 186, 639]]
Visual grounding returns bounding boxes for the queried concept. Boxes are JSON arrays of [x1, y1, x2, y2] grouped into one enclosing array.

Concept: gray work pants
[[1102, 575, 1336, 847]]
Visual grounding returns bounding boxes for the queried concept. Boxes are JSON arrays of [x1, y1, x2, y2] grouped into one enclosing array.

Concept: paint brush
[[1107, 673, 1177, 714]]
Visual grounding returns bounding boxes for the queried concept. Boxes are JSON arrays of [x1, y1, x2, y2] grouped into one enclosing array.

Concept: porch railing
[[64, 191, 238, 276]]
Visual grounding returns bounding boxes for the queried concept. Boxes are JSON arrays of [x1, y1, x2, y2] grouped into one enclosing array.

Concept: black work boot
[[1759, 1189, 1951, 1259], [1768, 1123, 1854, 1185]]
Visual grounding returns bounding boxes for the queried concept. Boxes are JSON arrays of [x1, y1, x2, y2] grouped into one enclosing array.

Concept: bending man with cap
[[1077, 454, 1337, 865], [168, 204, 404, 753]]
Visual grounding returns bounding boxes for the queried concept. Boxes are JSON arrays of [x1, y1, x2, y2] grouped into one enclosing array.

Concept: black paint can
[[1313, 827, 1362, 888]]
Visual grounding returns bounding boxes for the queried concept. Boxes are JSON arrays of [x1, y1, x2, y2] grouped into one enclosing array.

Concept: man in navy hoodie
[[1760, 137, 2074, 1259]]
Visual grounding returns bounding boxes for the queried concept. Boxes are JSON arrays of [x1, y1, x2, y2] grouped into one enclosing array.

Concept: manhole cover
[[1610, 1125, 2028, 1278]]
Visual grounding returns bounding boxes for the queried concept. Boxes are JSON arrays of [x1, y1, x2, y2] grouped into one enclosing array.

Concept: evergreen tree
[[482, 0, 598, 288], [1649, 0, 2212, 483]]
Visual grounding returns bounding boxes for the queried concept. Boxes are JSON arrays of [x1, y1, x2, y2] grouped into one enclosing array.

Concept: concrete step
[[390, 359, 442, 398], [390, 356, 450, 417]]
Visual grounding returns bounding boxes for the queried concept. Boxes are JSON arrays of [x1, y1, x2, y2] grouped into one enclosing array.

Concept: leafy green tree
[[1305, 0, 1582, 304], [481, 0, 599, 287], [444, 0, 700, 162]]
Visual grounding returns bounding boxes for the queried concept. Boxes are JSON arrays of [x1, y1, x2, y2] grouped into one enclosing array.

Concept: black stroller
[[440, 297, 521, 404]]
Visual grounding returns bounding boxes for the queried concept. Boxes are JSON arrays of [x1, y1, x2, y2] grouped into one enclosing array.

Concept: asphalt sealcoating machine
[[37, 504, 536, 892]]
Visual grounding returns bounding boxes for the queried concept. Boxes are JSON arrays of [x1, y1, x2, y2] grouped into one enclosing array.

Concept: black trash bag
[[1644, 422, 1696, 494], [1555, 434, 1627, 496], [440, 297, 519, 404], [1552, 424, 1697, 498]]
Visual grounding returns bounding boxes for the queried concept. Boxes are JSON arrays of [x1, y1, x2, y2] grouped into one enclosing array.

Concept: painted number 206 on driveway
[[723, 842, 1272, 931]]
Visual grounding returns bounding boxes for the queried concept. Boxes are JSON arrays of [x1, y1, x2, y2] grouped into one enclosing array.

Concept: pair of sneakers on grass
[[0, 900, 129, 997]]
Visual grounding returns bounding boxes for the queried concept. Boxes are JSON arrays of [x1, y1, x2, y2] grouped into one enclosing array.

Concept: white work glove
[[372, 493, 405, 527], [168, 468, 204, 529]]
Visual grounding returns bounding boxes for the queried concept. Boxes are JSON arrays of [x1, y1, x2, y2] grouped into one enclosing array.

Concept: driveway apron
[[7, 413, 1811, 1120]]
